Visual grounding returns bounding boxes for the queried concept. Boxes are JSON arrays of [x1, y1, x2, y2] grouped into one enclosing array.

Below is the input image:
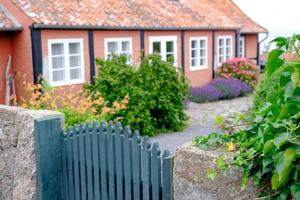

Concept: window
[[48, 39, 85, 86], [239, 36, 245, 57], [217, 36, 233, 66], [104, 38, 132, 61], [149, 36, 177, 66], [189, 37, 208, 70]]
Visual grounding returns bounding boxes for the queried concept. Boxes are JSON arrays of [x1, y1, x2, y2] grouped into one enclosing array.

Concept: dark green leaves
[[266, 49, 284, 77], [271, 37, 288, 48]]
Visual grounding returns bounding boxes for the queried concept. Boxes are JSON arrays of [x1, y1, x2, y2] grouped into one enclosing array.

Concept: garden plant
[[216, 57, 260, 88], [85, 54, 189, 136], [194, 35, 300, 199]]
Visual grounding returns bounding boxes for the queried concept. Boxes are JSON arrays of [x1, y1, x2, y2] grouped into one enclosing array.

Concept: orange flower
[[102, 107, 111, 113]]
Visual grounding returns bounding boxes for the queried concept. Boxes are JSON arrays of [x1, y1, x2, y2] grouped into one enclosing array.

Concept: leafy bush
[[20, 78, 127, 127], [191, 78, 252, 103], [194, 35, 300, 199], [85, 54, 189, 136], [216, 58, 260, 88]]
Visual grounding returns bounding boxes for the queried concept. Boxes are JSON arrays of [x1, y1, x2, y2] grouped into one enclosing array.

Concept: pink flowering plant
[[216, 58, 259, 88]]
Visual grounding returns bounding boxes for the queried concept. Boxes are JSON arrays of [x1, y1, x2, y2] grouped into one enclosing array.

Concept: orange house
[[0, 0, 267, 105]]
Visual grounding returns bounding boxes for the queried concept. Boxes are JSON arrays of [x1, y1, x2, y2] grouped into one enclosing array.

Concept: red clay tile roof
[[11, 0, 267, 33], [0, 3, 22, 30]]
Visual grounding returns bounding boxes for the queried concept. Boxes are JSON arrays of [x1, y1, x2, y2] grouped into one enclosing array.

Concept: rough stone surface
[[152, 95, 253, 154], [174, 142, 259, 200], [0, 105, 64, 200]]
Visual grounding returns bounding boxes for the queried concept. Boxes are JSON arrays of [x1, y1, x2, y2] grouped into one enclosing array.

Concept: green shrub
[[85, 54, 189, 136], [216, 58, 260, 88], [194, 35, 300, 199]]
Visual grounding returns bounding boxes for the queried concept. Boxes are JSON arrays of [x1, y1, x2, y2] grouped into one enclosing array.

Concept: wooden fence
[[35, 117, 174, 200]]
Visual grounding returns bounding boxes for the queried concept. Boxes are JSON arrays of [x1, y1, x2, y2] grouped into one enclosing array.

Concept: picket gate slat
[[151, 143, 161, 200], [124, 126, 133, 200], [162, 150, 174, 200], [132, 131, 142, 200], [91, 122, 101, 200], [72, 125, 81, 200], [100, 121, 108, 200], [78, 123, 87, 200], [115, 123, 124, 200], [107, 122, 116, 200], [141, 136, 151, 200], [62, 138, 69, 200], [66, 129, 75, 200], [85, 123, 94, 200]]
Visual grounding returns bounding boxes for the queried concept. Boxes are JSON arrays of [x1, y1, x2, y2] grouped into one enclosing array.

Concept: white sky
[[233, 0, 300, 32]]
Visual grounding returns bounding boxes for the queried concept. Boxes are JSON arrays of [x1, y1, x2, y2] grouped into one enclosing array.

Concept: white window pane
[[52, 56, 64, 69], [108, 42, 118, 53], [53, 70, 65, 82], [70, 68, 81, 80], [191, 40, 197, 48], [200, 49, 205, 57], [122, 41, 130, 51], [226, 47, 231, 54], [51, 43, 64, 55], [69, 43, 80, 54], [70, 55, 81, 67], [200, 40, 206, 48], [166, 41, 174, 53], [191, 49, 197, 58], [153, 42, 161, 53], [226, 38, 231, 46], [219, 47, 224, 55], [166, 54, 174, 63], [219, 39, 224, 46], [191, 59, 197, 67], [200, 58, 204, 66]]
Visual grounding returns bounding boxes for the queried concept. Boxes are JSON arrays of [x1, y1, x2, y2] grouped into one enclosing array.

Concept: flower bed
[[191, 78, 252, 103]]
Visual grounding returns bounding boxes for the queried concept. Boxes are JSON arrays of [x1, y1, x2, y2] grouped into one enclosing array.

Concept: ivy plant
[[194, 35, 300, 200]]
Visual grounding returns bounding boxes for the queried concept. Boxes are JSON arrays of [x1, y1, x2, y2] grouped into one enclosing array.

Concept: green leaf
[[263, 139, 276, 156], [273, 148, 296, 189], [274, 132, 290, 148], [207, 168, 217, 180], [266, 49, 285, 77], [291, 70, 300, 88], [291, 183, 300, 200], [215, 156, 228, 172], [271, 37, 287, 48], [214, 116, 224, 126], [241, 172, 249, 190]]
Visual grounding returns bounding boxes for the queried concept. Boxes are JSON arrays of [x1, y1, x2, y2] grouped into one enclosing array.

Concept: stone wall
[[0, 105, 64, 200], [174, 142, 259, 200]]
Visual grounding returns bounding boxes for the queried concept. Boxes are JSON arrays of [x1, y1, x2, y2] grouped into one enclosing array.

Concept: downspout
[[212, 30, 215, 78], [181, 30, 185, 74], [30, 24, 43, 84], [235, 30, 241, 57], [257, 32, 269, 65]]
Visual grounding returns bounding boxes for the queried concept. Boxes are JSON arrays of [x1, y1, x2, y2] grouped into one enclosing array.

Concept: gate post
[[35, 116, 64, 200]]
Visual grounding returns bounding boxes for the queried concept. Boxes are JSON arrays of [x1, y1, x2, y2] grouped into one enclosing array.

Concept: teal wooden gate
[[35, 117, 174, 200]]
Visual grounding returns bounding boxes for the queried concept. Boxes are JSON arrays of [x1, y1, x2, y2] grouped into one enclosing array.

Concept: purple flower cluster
[[191, 78, 252, 103]]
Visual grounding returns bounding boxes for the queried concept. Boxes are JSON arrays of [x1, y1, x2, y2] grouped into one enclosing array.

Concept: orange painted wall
[[94, 30, 141, 67], [0, 32, 12, 104], [0, 0, 34, 101], [184, 31, 213, 87], [41, 29, 91, 93], [244, 34, 258, 63]]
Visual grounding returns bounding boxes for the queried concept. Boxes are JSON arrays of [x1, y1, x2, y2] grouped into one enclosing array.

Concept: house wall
[[0, 0, 35, 102], [40, 29, 91, 93], [184, 31, 213, 87], [244, 34, 258, 63], [0, 32, 12, 104]]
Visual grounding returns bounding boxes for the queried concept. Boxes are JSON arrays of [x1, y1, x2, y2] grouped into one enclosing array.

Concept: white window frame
[[48, 38, 85, 87], [104, 37, 133, 61], [149, 36, 178, 67], [239, 36, 245, 58], [189, 37, 208, 71], [217, 36, 233, 66]]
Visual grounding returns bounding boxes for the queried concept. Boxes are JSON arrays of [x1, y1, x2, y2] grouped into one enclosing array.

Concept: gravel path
[[150, 95, 253, 155]]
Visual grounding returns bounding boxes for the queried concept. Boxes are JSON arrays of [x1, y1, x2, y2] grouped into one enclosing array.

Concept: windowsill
[[190, 66, 208, 71], [49, 79, 85, 87]]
